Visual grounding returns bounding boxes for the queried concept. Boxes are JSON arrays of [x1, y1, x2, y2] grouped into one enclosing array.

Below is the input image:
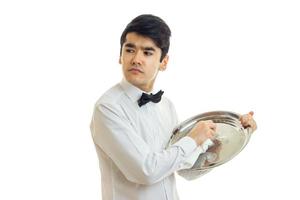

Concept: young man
[[90, 14, 257, 200]]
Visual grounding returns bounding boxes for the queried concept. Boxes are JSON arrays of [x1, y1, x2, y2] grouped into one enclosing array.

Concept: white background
[[1, 0, 299, 199]]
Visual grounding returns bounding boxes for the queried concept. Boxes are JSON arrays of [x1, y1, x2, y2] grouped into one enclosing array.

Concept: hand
[[205, 139, 222, 163], [187, 120, 217, 146], [240, 111, 257, 133]]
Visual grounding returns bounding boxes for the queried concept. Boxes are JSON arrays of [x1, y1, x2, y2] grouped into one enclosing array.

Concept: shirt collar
[[119, 78, 160, 103]]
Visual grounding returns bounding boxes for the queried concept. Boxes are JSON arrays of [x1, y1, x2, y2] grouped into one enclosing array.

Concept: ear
[[119, 57, 122, 64], [159, 55, 169, 71]]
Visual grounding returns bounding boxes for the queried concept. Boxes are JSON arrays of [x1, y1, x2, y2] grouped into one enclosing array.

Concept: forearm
[[136, 137, 197, 184]]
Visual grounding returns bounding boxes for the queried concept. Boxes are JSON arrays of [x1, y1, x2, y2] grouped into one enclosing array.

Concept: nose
[[131, 50, 143, 66]]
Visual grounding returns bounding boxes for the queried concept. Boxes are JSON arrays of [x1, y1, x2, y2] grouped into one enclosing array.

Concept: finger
[[205, 120, 214, 124], [208, 129, 216, 139], [243, 119, 257, 131], [240, 113, 253, 124], [205, 120, 215, 126], [249, 120, 257, 131], [241, 118, 252, 127], [201, 120, 216, 130], [240, 115, 247, 125], [211, 128, 217, 137], [239, 112, 253, 121], [243, 121, 252, 128], [208, 122, 217, 130]]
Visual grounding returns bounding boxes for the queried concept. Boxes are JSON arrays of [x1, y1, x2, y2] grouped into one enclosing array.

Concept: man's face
[[119, 32, 168, 92]]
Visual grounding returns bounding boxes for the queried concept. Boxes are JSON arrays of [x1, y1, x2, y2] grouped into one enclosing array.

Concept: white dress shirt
[[90, 79, 202, 200]]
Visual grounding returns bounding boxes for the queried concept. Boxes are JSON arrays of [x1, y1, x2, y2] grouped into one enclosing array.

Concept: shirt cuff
[[177, 139, 215, 170], [171, 136, 197, 156]]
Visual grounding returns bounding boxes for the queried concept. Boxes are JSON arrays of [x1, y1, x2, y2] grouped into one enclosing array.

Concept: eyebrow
[[144, 47, 155, 52], [124, 43, 135, 48], [124, 43, 156, 52]]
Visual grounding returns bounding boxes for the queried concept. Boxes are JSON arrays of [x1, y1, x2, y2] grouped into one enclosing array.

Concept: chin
[[126, 77, 142, 86]]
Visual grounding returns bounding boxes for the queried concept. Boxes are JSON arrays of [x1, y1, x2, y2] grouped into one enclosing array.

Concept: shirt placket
[[150, 105, 161, 149]]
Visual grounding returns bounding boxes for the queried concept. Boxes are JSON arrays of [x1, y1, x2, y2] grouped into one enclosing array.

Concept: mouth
[[128, 67, 143, 74]]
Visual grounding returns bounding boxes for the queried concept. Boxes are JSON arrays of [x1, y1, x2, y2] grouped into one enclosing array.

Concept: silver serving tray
[[169, 111, 251, 174]]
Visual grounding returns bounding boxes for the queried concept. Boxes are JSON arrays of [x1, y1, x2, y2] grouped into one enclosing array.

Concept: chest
[[127, 104, 176, 150]]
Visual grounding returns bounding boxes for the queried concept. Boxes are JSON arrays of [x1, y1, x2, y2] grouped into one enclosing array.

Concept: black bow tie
[[138, 90, 164, 107]]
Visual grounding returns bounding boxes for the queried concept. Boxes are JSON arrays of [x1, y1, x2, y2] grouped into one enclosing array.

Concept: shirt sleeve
[[177, 139, 214, 170], [90, 103, 198, 185]]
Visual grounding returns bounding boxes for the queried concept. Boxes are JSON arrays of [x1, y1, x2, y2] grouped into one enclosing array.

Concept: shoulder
[[92, 83, 127, 114], [95, 83, 124, 106], [92, 83, 136, 123]]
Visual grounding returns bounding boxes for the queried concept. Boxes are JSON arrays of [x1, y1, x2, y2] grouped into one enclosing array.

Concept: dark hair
[[120, 14, 171, 62]]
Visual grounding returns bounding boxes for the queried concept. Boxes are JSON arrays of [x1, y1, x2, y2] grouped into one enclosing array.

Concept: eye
[[144, 51, 153, 56], [125, 48, 134, 53]]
